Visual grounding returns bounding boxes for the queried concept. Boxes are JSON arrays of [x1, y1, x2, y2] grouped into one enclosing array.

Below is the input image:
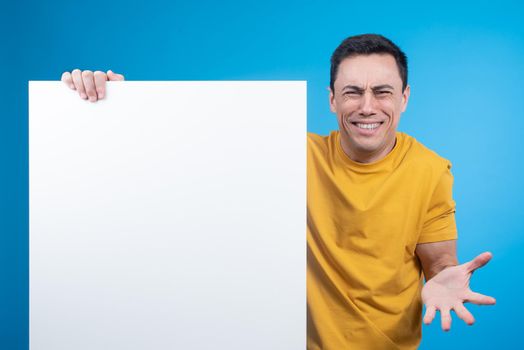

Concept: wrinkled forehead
[[335, 54, 403, 90]]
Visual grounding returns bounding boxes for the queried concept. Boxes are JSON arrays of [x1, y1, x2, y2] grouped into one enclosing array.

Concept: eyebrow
[[342, 84, 395, 92], [371, 84, 395, 91]]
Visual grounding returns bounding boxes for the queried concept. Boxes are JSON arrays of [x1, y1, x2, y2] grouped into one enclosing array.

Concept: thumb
[[107, 70, 125, 81], [466, 251, 493, 273]]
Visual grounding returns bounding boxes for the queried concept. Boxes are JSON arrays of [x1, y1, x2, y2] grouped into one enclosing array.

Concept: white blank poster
[[29, 81, 306, 350]]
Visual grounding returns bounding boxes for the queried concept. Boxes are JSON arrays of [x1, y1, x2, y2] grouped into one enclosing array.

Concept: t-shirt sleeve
[[418, 162, 458, 244]]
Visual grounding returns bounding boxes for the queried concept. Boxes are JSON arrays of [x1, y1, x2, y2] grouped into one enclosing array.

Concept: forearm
[[416, 240, 458, 281], [421, 257, 458, 281]]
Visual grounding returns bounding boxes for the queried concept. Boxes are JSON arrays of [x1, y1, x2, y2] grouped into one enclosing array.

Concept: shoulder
[[307, 131, 337, 150], [307, 131, 338, 162], [399, 132, 453, 182], [307, 131, 327, 146]]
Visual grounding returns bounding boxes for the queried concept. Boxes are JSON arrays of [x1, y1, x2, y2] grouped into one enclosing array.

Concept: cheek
[[337, 100, 360, 117], [378, 100, 401, 120]]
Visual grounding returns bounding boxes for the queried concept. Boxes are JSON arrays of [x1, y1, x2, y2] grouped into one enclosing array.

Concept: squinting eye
[[376, 91, 391, 96]]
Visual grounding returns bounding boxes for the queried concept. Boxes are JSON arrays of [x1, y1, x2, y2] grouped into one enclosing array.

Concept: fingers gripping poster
[[29, 82, 306, 350]]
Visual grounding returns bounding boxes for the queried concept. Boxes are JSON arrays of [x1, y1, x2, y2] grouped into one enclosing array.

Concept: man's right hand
[[61, 69, 125, 102]]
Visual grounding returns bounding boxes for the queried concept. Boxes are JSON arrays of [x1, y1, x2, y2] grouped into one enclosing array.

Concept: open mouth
[[350, 121, 384, 132]]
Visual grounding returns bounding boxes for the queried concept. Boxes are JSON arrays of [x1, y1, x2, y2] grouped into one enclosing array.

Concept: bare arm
[[417, 240, 496, 331], [416, 239, 458, 281]]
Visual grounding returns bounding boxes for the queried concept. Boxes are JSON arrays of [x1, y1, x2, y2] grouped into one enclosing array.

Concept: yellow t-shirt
[[307, 130, 458, 350]]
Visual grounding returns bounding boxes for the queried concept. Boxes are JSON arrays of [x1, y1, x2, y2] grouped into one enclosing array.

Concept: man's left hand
[[421, 251, 496, 331]]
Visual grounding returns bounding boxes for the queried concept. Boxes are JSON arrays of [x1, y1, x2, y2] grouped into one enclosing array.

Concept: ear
[[328, 87, 337, 113], [401, 84, 411, 113]]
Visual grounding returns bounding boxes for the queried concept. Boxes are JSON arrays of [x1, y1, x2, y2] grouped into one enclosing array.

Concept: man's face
[[329, 54, 410, 163]]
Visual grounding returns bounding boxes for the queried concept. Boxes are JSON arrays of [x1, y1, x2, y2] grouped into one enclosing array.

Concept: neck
[[340, 136, 397, 164]]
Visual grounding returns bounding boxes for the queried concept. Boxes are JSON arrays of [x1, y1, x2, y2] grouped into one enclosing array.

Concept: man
[[61, 34, 495, 349]]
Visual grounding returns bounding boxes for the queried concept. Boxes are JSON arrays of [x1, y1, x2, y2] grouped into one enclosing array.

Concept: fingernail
[[98, 93, 104, 99], [81, 93, 87, 99], [89, 96, 96, 102]]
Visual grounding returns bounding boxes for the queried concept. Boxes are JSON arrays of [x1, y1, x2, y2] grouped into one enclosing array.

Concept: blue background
[[2, 0, 522, 348]]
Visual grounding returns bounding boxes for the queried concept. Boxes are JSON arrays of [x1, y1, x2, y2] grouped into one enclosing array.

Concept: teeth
[[356, 123, 380, 130]]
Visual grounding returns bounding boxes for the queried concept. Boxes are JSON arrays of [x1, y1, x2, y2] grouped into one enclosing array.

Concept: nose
[[359, 91, 377, 116]]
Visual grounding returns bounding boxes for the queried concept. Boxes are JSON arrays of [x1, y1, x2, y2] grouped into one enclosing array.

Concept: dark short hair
[[330, 34, 408, 93]]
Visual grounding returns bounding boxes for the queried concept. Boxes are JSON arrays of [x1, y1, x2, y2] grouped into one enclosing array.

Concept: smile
[[353, 122, 382, 130], [350, 121, 384, 130]]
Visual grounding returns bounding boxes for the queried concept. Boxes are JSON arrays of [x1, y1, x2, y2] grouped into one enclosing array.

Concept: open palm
[[421, 252, 496, 331]]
